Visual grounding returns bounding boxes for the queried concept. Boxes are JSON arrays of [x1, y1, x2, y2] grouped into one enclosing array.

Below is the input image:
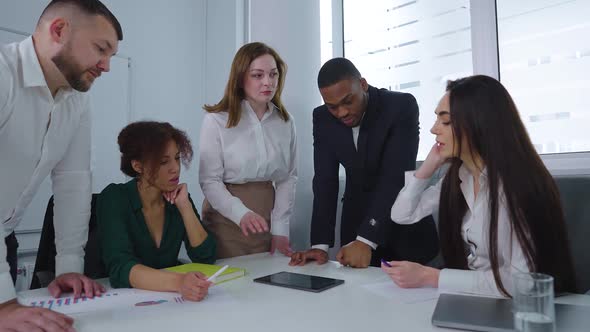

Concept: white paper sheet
[[361, 281, 439, 304], [18, 286, 233, 314]]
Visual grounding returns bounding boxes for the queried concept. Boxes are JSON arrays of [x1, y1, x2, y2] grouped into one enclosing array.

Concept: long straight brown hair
[[203, 42, 289, 128], [438, 75, 576, 296]]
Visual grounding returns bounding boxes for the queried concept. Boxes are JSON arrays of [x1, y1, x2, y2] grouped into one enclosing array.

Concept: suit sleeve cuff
[[55, 254, 84, 277], [311, 244, 329, 252], [0, 272, 16, 303], [356, 236, 378, 250]]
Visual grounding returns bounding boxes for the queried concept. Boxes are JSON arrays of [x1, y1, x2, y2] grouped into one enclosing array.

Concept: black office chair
[[30, 194, 107, 289], [554, 175, 590, 294]]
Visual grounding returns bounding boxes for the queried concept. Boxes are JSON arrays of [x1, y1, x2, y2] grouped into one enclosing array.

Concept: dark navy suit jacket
[[311, 85, 438, 266]]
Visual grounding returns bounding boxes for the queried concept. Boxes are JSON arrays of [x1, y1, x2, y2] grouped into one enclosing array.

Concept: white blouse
[[390, 166, 530, 297], [198, 100, 297, 237]]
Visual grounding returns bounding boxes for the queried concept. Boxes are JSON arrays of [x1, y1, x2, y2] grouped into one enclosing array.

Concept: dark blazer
[[311, 85, 438, 266]]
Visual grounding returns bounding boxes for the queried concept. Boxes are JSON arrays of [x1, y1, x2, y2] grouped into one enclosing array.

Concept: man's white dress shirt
[[0, 37, 91, 302]]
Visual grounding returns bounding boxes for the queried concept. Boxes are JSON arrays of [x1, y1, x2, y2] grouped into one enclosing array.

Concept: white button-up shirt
[[198, 100, 297, 236], [390, 166, 529, 297], [0, 37, 91, 302]]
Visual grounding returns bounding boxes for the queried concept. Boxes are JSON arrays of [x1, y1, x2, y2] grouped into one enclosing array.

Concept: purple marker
[[380, 258, 392, 267]]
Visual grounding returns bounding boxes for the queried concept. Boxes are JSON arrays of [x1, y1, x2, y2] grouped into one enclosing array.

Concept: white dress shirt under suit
[[0, 37, 92, 302], [199, 100, 297, 237], [390, 166, 529, 297]]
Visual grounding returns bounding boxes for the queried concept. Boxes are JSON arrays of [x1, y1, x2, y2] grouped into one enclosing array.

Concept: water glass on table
[[513, 272, 555, 332]]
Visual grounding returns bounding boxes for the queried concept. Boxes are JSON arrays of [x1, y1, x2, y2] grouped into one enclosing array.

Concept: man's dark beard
[[51, 46, 91, 92]]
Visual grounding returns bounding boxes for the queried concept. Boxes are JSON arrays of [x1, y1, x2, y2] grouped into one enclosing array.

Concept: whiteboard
[[0, 27, 131, 252]]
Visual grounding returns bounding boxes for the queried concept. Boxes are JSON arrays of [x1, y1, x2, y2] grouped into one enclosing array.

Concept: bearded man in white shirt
[[0, 1, 122, 330]]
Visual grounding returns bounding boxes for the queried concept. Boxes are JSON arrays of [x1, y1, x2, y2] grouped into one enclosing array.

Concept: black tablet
[[253, 271, 344, 293]]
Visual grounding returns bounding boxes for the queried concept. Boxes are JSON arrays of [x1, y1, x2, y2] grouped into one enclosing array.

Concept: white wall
[[101, 0, 208, 199], [203, 0, 244, 105], [0, 0, 47, 32], [249, 0, 324, 251]]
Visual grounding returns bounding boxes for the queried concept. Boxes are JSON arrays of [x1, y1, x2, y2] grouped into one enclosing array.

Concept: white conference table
[[18, 253, 590, 332]]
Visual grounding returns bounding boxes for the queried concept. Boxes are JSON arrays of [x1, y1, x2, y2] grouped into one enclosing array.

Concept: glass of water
[[513, 272, 555, 332]]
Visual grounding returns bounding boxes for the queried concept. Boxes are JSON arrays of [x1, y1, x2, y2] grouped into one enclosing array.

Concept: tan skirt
[[201, 181, 274, 259]]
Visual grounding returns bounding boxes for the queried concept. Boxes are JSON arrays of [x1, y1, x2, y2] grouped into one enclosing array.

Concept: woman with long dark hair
[[383, 75, 576, 297]]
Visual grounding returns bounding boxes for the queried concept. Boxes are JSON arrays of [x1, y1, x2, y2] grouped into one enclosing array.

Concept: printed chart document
[[18, 286, 234, 315]]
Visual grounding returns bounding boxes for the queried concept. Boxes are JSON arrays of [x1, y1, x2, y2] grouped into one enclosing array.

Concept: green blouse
[[97, 179, 216, 288]]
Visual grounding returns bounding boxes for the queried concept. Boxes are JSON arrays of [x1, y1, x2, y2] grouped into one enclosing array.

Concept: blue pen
[[380, 258, 392, 267]]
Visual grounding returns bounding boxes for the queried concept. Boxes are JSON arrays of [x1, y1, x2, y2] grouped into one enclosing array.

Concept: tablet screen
[[253, 271, 344, 293]]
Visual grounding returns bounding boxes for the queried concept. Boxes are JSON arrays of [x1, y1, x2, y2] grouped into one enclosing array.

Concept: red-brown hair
[[203, 42, 288, 128]]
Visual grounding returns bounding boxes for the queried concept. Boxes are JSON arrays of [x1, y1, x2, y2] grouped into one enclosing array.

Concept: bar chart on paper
[[19, 289, 183, 314], [18, 286, 235, 314], [28, 290, 122, 310]]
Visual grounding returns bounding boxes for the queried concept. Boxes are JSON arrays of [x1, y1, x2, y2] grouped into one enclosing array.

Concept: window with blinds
[[497, 0, 590, 154], [343, 0, 473, 160]]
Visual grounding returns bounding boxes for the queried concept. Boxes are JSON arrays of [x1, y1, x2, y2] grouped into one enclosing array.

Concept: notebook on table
[[165, 263, 245, 284]]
